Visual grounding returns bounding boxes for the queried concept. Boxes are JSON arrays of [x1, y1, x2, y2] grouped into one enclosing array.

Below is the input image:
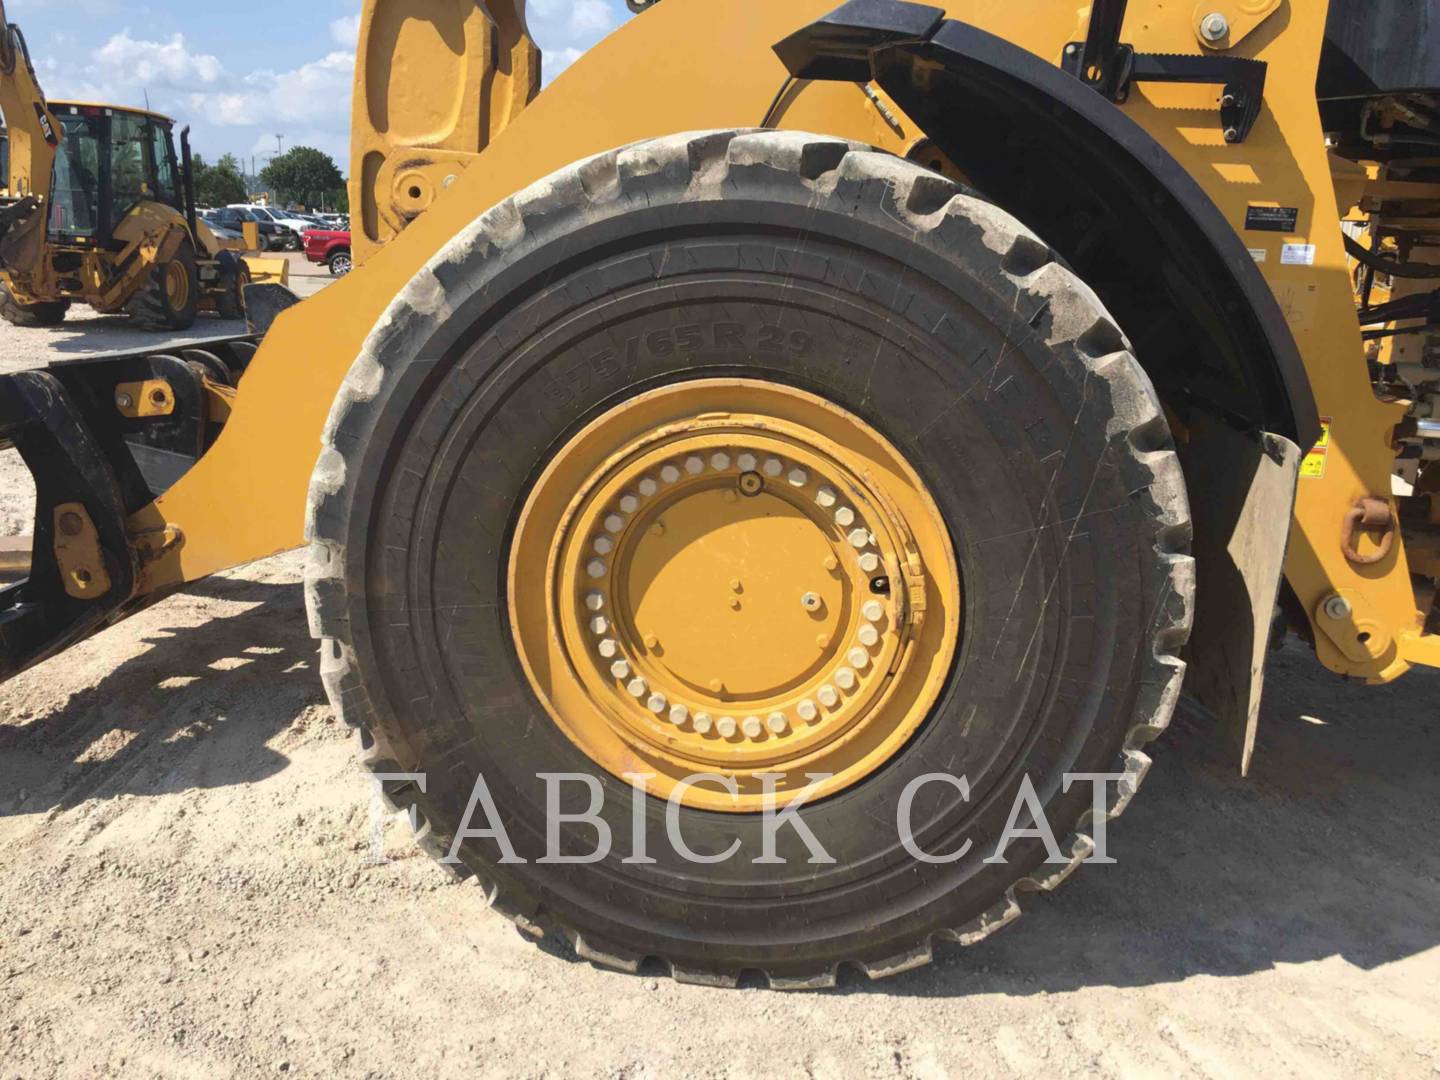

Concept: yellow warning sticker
[[1300, 418, 1332, 479]]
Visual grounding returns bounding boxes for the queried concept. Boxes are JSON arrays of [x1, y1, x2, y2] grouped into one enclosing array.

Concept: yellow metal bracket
[[114, 379, 175, 418], [53, 503, 111, 600]]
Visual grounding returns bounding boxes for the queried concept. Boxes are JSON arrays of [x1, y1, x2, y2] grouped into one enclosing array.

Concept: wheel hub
[[509, 380, 960, 812]]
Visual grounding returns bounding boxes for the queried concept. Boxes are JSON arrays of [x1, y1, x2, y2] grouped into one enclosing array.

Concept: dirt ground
[[1, 286, 1438, 1079]]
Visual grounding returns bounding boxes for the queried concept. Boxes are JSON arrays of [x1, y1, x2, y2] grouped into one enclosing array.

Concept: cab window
[[50, 113, 103, 237], [148, 120, 180, 208], [109, 111, 153, 223]]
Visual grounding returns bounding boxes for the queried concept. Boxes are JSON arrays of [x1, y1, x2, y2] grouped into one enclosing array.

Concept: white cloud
[[21, 2, 632, 168], [203, 51, 356, 128], [569, 0, 615, 35], [527, 0, 624, 84], [546, 47, 585, 77], [32, 30, 356, 168], [329, 15, 361, 48], [91, 31, 224, 89]]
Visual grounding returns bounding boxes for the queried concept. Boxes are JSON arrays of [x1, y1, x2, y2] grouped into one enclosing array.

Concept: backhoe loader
[[1, 0, 1438, 988], [0, 5, 284, 329]]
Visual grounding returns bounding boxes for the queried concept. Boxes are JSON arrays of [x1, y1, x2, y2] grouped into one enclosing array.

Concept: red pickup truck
[[302, 229, 352, 276]]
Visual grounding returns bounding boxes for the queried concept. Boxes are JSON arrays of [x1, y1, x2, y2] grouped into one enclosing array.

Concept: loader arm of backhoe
[[0, 0, 60, 276]]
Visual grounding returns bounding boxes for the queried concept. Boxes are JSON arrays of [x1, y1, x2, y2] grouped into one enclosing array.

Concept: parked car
[[226, 205, 304, 251], [303, 228, 351, 275], [204, 207, 286, 251]]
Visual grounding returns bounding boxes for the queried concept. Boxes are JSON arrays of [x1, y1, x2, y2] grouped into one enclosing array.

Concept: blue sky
[[4, 0, 632, 173]]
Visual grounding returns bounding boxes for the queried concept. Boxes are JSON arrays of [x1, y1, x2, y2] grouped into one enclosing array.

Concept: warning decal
[[1300, 418, 1332, 479]]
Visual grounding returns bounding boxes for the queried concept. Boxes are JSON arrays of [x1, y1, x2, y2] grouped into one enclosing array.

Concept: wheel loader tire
[[126, 238, 199, 330], [306, 130, 1195, 988], [0, 281, 68, 327]]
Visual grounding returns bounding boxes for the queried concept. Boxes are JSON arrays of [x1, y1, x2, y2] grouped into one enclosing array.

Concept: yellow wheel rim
[[164, 261, 190, 309], [509, 379, 961, 812]]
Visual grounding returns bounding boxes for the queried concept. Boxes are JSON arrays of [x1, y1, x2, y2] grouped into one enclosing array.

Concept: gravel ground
[[1, 279, 1438, 1078]]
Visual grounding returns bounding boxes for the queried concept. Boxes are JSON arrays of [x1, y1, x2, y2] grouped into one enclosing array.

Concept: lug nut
[[801, 592, 822, 612]]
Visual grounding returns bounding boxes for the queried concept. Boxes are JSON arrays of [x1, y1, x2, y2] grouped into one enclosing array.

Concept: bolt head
[[59, 511, 84, 537], [801, 592, 821, 612], [1323, 595, 1353, 621], [115, 393, 134, 409], [1200, 12, 1229, 42]]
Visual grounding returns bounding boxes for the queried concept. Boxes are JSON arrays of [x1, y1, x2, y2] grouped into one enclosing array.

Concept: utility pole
[[275, 134, 284, 156]]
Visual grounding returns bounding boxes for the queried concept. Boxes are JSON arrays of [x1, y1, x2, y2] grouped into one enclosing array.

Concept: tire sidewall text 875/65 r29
[[306, 130, 1194, 988]]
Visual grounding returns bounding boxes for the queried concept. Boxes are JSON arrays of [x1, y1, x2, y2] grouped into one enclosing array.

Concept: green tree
[[193, 153, 248, 207], [260, 146, 345, 209]]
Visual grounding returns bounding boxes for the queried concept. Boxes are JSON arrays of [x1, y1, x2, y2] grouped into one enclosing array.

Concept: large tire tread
[[305, 130, 1195, 989], [125, 239, 199, 330], [0, 282, 68, 327]]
